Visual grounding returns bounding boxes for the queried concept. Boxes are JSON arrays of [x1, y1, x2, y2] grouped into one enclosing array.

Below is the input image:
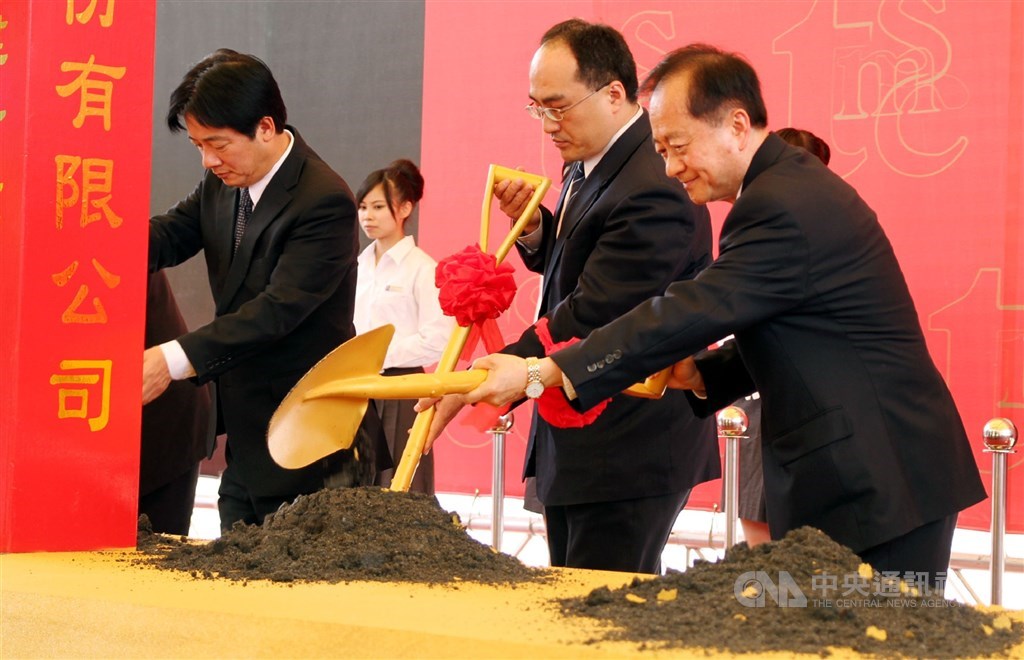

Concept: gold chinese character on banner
[[49, 359, 112, 431], [55, 154, 123, 229], [66, 0, 114, 27], [55, 55, 125, 130], [51, 258, 121, 324]]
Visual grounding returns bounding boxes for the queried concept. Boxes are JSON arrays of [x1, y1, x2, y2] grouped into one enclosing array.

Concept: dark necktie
[[233, 187, 253, 252], [556, 162, 584, 237]]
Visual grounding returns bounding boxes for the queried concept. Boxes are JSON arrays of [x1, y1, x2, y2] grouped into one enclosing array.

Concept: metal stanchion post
[[488, 412, 514, 552], [717, 406, 748, 551], [982, 417, 1017, 607]]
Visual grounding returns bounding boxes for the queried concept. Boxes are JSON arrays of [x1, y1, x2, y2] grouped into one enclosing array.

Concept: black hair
[[356, 159, 424, 220], [776, 127, 831, 165], [541, 19, 639, 103], [642, 43, 768, 128], [167, 48, 287, 138]]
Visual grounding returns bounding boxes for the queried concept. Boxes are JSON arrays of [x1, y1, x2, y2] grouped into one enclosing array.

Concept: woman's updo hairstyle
[[355, 159, 424, 219]]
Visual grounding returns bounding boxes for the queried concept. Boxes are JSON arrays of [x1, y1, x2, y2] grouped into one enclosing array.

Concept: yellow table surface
[[2, 549, 1021, 659]]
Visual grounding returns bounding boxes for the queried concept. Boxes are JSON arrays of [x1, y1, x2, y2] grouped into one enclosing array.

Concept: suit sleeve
[[686, 340, 757, 417], [514, 206, 554, 274], [149, 179, 206, 272], [553, 195, 811, 409]]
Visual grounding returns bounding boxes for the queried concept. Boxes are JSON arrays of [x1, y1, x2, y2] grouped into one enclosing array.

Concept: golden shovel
[[268, 323, 668, 471], [266, 164, 671, 482], [268, 165, 552, 476]]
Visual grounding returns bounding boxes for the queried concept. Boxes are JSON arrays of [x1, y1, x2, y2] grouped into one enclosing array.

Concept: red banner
[[1, 0, 155, 551], [420, 1, 1023, 532]]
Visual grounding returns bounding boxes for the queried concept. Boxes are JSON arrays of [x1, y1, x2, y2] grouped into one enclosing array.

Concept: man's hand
[[142, 346, 173, 405], [493, 176, 541, 233], [463, 353, 532, 407], [414, 395, 466, 454], [666, 356, 706, 396]]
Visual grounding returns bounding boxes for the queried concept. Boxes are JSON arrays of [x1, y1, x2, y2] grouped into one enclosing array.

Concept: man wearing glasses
[[427, 20, 718, 574]]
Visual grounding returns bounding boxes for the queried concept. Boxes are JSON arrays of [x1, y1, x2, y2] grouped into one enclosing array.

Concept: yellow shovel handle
[[304, 370, 487, 400], [390, 165, 552, 493]]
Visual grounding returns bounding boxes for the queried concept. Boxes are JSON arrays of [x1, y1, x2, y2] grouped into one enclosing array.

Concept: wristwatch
[[524, 357, 545, 399]]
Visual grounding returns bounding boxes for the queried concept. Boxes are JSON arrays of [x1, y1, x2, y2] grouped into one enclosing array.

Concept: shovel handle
[[303, 370, 488, 401]]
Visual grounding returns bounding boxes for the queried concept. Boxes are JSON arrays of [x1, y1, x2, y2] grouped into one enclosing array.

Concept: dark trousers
[[857, 513, 959, 592], [138, 463, 201, 536], [216, 464, 296, 534], [544, 489, 691, 574]]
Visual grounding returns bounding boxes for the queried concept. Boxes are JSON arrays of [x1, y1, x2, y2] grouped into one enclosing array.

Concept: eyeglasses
[[525, 83, 610, 122]]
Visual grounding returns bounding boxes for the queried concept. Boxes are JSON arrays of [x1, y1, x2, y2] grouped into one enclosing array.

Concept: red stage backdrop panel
[[1, 0, 155, 551], [419, 0, 1022, 532]]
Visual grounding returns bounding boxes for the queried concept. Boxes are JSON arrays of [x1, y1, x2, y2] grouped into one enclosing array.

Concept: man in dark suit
[[139, 270, 211, 535], [143, 49, 385, 532], [464, 44, 986, 584], [428, 21, 718, 574]]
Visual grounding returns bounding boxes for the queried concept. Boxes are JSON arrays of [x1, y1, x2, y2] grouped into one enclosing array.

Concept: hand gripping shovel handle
[[389, 166, 552, 492]]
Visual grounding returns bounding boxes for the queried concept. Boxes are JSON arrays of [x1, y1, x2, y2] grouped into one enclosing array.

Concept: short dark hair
[[167, 48, 287, 138], [541, 19, 639, 103], [356, 159, 425, 219], [776, 127, 831, 165], [642, 44, 768, 128]]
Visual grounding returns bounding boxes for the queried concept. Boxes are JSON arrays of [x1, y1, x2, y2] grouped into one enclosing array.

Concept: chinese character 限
[[55, 155, 123, 229]]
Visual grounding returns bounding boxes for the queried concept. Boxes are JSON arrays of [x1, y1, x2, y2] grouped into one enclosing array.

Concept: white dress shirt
[[354, 235, 453, 370]]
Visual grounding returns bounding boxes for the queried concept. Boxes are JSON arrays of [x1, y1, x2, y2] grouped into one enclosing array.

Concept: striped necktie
[[556, 162, 584, 237], [233, 187, 253, 252]]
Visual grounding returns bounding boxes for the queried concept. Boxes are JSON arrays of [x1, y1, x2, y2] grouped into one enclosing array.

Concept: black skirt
[[372, 366, 435, 495]]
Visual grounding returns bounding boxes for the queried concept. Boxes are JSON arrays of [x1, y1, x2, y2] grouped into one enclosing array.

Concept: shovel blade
[[267, 325, 394, 469]]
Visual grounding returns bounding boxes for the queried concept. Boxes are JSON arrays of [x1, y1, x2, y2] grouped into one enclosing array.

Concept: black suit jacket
[[140, 270, 211, 495], [505, 112, 719, 506], [149, 127, 370, 497], [554, 133, 986, 551]]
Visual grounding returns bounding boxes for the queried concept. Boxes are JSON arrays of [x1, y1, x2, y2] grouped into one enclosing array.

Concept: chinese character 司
[[49, 359, 112, 432], [55, 155, 123, 229], [55, 55, 126, 130], [66, 0, 114, 28]]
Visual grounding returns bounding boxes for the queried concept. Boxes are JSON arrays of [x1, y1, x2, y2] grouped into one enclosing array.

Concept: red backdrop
[[418, 0, 1023, 532], [1, 0, 155, 551]]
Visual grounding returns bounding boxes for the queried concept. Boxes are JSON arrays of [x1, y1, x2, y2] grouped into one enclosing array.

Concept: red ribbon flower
[[435, 245, 517, 327], [436, 245, 518, 431], [533, 318, 610, 428]]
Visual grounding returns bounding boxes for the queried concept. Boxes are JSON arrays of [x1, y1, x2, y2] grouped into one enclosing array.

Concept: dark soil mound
[[137, 486, 547, 586], [560, 527, 1023, 657]]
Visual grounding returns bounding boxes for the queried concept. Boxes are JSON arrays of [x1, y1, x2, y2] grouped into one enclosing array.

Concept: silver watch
[[524, 357, 545, 399]]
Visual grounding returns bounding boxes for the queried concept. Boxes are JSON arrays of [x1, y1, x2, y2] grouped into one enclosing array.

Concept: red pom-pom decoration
[[435, 245, 517, 327], [533, 318, 610, 428]]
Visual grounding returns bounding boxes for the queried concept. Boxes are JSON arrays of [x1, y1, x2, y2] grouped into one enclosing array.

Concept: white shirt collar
[[246, 128, 294, 208], [358, 234, 416, 267], [581, 105, 643, 178]]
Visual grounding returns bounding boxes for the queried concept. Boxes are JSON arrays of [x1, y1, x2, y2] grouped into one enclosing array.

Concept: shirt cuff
[[516, 224, 543, 253], [561, 372, 578, 401], [160, 340, 196, 380]]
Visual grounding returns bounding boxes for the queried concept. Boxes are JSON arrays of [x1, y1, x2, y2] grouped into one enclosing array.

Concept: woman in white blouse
[[354, 159, 452, 494]]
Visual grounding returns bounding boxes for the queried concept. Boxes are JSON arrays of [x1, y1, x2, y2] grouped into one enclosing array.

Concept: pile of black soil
[[560, 527, 1023, 657], [136, 486, 547, 586]]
